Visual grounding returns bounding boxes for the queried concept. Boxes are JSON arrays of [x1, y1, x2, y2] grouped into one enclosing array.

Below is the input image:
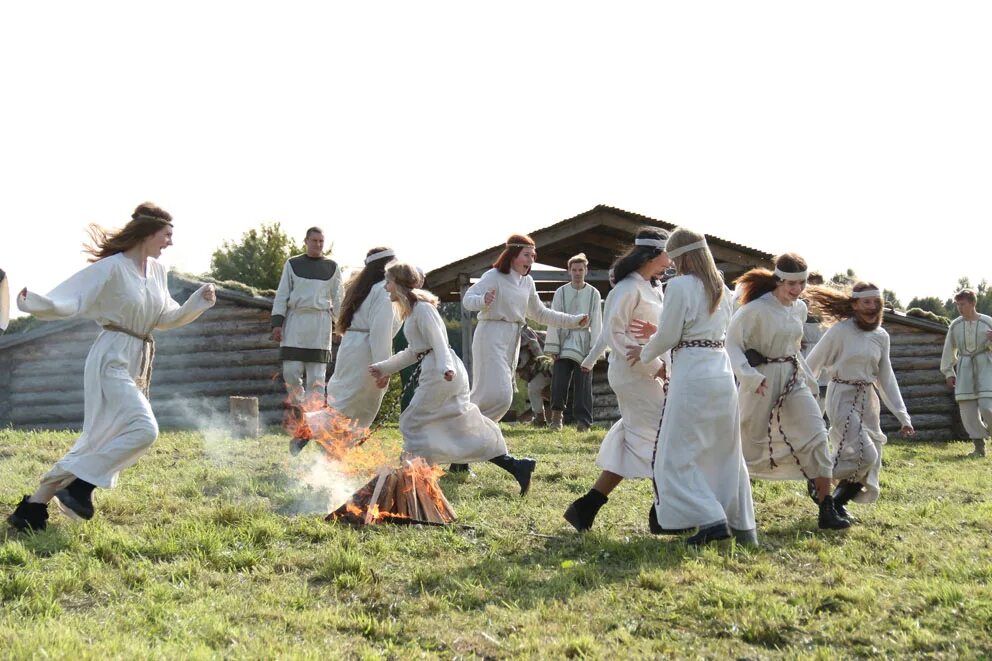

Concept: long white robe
[[940, 314, 992, 401], [17, 253, 214, 487], [372, 301, 507, 464], [807, 319, 911, 503], [726, 293, 832, 481], [462, 268, 584, 421], [595, 273, 668, 479], [641, 276, 755, 530], [326, 282, 401, 429]]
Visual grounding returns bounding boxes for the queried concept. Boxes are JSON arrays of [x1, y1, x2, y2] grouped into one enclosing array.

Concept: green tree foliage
[[208, 223, 307, 290], [907, 296, 948, 317]]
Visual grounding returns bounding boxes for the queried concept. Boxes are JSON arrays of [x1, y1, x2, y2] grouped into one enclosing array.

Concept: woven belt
[[102, 323, 155, 398], [758, 353, 812, 478], [830, 378, 873, 475], [673, 339, 725, 353]]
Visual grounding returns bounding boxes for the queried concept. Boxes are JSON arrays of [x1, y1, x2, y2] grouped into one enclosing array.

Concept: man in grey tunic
[[271, 227, 344, 454], [941, 288, 992, 457]]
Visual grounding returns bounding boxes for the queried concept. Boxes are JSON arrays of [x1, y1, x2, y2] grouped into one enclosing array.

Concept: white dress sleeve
[[372, 329, 418, 375], [462, 269, 497, 312], [17, 257, 115, 320], [157, 285, 215, 330], [726, 306, 766, 393], [876, 333, 912, 428], [544, 287, 564, 354], [526, 279, 582, 328], [641, 278, 688, 364], [805, 323, 840, 383], [587, 287, 604, 361], [581, 321, 610, 370], [422, 304, 456, 376], [940, 323, 958, 378]]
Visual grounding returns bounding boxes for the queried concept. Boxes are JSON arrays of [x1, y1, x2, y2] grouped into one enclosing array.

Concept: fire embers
[[327, 458, 457, 526]]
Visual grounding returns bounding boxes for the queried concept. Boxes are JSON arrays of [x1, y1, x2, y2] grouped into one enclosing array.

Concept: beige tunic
[[940, 314, 992, 401]]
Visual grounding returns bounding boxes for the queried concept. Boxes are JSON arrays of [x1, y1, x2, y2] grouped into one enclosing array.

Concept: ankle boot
[[968, 438, 987, 458], [54, 478, 96, 521], [564, 489, 608, 531], [818, 495, 851, 530], [731, 528, 760, 547], [647, 504, 693, 535], [550, 410, 564, 431], [449, 463, 471, 473], [832, 481, 863, 521], [7, 496, 49, 532], [686, 522, 732, 546], [489, 455, 537, 496], [532, 408, 547, 427]]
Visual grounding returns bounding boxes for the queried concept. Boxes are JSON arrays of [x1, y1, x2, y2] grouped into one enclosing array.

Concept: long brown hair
[[337, 246, 393, 333], [84, 202, 173, 262], [805, 281, 882, 325], [668, 227, 723, 314], [493, 234, 536, 274], [734, 252, 807, 305], [386, 262, 439, 320], [611, 227, 669, 286]]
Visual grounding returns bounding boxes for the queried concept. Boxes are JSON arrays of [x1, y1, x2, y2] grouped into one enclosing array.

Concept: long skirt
[[825, 381, 885, 503], [596, 355, 666, 479], [469, 319, 522, 422], [327, 330, 388, 429]]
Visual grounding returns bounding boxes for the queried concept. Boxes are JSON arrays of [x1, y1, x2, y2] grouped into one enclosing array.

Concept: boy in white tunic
[[631, 228, 757, 546], [8, 204, 215, 531], [271, 227, 344, 454], [546, 253, 603, 431], [805, 283, 914, 519], [727, 253, 850, 530], [940, 289, 992, 457], [369, 263, 537, 495]]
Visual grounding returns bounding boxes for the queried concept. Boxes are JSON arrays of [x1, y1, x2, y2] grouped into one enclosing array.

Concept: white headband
[[774, 268, 808, 281], [506, 243, 534, 249], [666, 240, 708, 259], [365, 249, 395, 265], [851, 289, 881, 299], [634, 237, 667, 249]]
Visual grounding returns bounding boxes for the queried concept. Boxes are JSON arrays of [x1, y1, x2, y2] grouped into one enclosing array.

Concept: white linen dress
[[17, 253, 214, 488]]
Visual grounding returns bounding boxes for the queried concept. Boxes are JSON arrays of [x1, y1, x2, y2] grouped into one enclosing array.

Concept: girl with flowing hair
[[320, 247, 403, 431], [369, 262, 538, 495], [804, 282, 914, 520], [8, 203, 216, 531], [627, 227, 756, 546], [726, 253, 850, 530], [564, 228, 672, 532]]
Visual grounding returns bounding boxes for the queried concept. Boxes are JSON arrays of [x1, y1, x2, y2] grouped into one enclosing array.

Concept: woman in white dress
[[369, 263, 537, 495], [564, 228, 671, 531], [804, 282, 914, 519], [8, 204, 216, 531], [306, 247, 401, 450], [726, 253, 850, 530], [629, 228, 757, 546]]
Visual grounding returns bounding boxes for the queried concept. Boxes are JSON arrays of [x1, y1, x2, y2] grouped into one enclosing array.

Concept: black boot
[[731, 528, 759, 547], [7, 496, 49, 532], [448, 463, 471, 473], [817, 495, 851, 530], [488, 455, 537, 496], [289, 438, 310, 456], [832, 481, 863, 521], [564, 489, 608, 531], [686, 522, 732, 546], [54, 478, 96, 521], [647, 504, 693, 535]]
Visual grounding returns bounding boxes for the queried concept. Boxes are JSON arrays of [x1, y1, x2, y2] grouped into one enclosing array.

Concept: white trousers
[[284, 361, 327, 407], [959, 398, 992, 439]]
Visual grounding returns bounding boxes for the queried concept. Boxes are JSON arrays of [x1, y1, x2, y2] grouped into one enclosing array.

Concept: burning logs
[[326, 458, 457, 526]]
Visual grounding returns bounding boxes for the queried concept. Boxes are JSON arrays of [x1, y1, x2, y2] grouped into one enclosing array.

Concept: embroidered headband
[[774, 268, 808, 281], [666, 240, 708, 259], [851, 289, 882, 299], [506, 242, 535, 249], [634, 237, 667, 249], [365, 249, 395, 265]]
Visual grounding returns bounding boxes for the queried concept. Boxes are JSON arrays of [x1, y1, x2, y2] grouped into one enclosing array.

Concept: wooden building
[[0, 274, 286, 430]]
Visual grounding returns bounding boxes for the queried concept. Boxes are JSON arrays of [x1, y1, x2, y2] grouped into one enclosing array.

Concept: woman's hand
[[626, 345, 642, 365], [577, 314, 589, 327], [202, 284, 216, 304], [580, 364, 592, 374], [629, 318, 656, 341], [755, 379, 768, 396], [655, 363, 667, 381], [946, 376, 956, 389], [375, 375, 390, 389], [899, 425, 915, 437], [369, 365, 386, 384], [444, 370, 455, 382], [19, 287, 28, 300], [484, 288, 496, 306], [270, 327, 283, 343]]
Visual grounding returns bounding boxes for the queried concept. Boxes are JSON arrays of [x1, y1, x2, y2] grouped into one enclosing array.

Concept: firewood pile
[[326, 457, 457, 526]]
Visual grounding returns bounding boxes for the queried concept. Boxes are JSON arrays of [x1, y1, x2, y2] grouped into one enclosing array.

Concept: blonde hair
[[385, 262, 439, 320], [567, 252, 589, 268], [668, 227, 724, 314]]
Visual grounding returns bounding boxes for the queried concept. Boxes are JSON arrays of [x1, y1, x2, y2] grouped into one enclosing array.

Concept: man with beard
[[804, 282, 914, 520], [941, 289, 992, 458]]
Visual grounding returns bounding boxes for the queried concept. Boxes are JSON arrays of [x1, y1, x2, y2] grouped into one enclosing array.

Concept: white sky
[[2, 2, 990, 317]]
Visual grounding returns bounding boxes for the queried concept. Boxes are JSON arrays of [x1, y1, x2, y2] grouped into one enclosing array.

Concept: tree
[[208, 223, 307, 290], [907, 295, 948, 317]]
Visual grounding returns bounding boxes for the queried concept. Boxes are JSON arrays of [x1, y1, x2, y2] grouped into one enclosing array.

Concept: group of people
[[6, 205, 990, 549]]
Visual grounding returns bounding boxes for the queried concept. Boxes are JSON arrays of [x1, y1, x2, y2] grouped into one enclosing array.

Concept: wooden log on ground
[[229, 396, 260, 438]]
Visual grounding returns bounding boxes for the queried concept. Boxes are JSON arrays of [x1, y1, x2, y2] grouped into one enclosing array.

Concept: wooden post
[[458, 273, 473, 384], [229, 396, 259, 438]]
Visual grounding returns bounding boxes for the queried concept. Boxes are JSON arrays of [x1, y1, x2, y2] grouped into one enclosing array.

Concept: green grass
[[1, 426, 991, 659]]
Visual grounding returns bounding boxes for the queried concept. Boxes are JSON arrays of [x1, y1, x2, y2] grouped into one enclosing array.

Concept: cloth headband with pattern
[[365, 249, 395, 265], [666, 240, 708, 259], [634, 237, 667, 249], [851, 289, 882, 299], [774, 268, 808, 281], [506, 243, 534, 249]]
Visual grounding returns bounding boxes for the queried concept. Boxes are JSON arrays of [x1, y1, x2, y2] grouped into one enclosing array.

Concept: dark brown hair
[[955, 289, 977, 304], [805, 281, 882, 324], [493, 234, 536, 274], [83, 202, 173, 262], [305, 227, 324, 239], [337, 246, 392, 333], [611, 227, 669, 286], [734, 253, 808, 305]]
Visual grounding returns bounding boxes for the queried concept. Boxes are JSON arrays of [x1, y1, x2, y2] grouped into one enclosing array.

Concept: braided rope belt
[[102, 324, 155, 398], [830, 377, 872, 475], [761, 354, 812, 479]]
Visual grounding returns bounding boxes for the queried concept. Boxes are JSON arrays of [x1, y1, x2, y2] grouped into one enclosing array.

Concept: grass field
[[1, 425, 991, 659]]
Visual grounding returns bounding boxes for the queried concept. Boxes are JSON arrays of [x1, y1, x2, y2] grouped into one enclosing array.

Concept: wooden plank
[[895, 371, 947, 387], [881, 412, 953, 430], [889, 343, 945, 358], [890, 357, 942, 370]]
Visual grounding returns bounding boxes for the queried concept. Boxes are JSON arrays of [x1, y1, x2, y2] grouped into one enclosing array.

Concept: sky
[[2, 2, 990, 317]]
